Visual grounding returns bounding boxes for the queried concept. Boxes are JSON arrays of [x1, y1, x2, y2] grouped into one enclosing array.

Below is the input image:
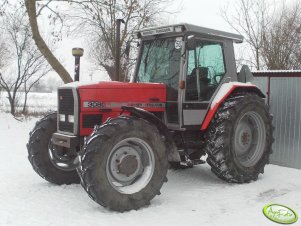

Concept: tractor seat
[[190, 67, 210, 84], [186, 67, 212, 100]]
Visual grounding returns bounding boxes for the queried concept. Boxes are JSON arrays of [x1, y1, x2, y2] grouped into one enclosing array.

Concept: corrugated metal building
[[253, 70, 301, 169]]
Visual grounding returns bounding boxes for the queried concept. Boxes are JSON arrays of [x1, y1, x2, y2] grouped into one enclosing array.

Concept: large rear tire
[[205, 92, 273, 183], [78, 116, 168, 212], [27, 112, 80, 185]]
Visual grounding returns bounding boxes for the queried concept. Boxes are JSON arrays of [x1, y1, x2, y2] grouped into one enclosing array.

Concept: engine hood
[[68, 81, 167, 112], [78, 81, 165, 90]]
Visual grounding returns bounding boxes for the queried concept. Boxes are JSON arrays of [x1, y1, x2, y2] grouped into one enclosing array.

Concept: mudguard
[[201, 82, 265, 130], [122, 106, 181, 162]]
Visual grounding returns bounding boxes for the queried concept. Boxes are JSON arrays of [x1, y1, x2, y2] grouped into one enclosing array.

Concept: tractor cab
[[134, 24, 243, 129]]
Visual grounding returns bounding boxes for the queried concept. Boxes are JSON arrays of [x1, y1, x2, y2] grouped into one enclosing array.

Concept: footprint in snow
[[257, 188, 290, 201]]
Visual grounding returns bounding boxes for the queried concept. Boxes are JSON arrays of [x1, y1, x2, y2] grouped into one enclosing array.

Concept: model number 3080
[[84, 101, 103, 108]]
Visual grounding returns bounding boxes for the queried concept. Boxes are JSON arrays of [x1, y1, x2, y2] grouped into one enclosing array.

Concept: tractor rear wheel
[[78, 116, 168, 212], [205, 92, 273, 183], [27, 112, 80, 185]]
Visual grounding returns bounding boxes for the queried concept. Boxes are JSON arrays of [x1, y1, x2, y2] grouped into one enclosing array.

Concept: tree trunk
[[8, 97, 15, 116], [256, 48, 260, 70], [103, 65, 116, 81], [103, 64, 129, 82], [10, 104, 15, 116], [22, 92, 28, 114], [25, 0, 73, 84]]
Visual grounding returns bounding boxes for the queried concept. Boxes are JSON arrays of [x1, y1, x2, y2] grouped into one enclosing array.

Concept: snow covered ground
[[0, 92, 56, 113], [0, 112, 300, 226]]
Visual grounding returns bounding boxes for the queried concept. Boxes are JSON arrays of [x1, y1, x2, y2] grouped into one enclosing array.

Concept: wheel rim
[[48, 141, 78, 171], [106, 137, 155, 194], [234, 111, 266, 167]]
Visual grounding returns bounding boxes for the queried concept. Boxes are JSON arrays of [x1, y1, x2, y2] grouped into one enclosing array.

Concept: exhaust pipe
[[72, 48, 84, 82]]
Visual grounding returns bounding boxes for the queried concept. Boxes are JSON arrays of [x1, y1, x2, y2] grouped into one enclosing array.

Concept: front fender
[[121, 106, 180, 162]]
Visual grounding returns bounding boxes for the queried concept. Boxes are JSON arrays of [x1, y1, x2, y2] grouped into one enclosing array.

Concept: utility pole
[[115, 19, 125, 81]]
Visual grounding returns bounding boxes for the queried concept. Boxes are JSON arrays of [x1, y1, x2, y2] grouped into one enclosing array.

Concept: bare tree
[[222, 0, 301, 71], [69, 0, 172, 81], [25, 0, 175, 82], [25, 0, 73, 83], [221, 0, 272, 70], [21, 48, 52, 114], [0, 40, 9, 69], [261, 2, 301, 69], [0, 37, 9, 95], [0, 8, 51, 115]]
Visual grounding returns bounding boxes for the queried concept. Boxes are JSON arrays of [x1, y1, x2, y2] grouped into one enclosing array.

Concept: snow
[[0, 112, 301, 226], [0, 92, 57, 113], [60, 81, 100, 88], [253, 70, 301, 74], [211, 82, 254, 109]]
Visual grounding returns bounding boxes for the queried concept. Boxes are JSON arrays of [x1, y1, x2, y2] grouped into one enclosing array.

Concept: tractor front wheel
[[205, 92, 273, 183], [27, 112, 80, 185], [78, 116, 168, 212]]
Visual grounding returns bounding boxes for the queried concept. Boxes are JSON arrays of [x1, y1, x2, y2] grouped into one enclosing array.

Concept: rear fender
[[122, 106, 180, 162], [201, 82, 265, 131]]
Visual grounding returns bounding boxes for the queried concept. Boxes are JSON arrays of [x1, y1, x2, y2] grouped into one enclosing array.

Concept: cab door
[[135, 37, 183, 128], [182, 40, 226, 128]]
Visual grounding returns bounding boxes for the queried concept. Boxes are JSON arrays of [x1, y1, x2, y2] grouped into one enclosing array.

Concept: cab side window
[[186, 41, 226, 101]]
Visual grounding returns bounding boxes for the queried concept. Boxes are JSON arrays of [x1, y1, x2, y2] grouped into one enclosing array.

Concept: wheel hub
[[233, 111, 266, 167], [117, 155, 138, 176], [109, 145, 142, 183], [241, 131, 251, 146], [106, 137, 155, 194], [235, 121, 253, 155]]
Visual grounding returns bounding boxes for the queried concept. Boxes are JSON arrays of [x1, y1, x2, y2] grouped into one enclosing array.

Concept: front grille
[[59, 122, 74, 133], [58, 89, 74, 115], [58, 88, 75, 133], [82, 114, 102, 128]]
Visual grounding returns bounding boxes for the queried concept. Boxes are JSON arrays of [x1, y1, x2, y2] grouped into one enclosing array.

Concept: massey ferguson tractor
[[27, 23, 273, 212]]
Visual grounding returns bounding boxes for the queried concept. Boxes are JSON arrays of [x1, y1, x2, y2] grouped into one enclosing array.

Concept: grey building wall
[[253, 75, 301, 169], [253, 77, 268, 103]]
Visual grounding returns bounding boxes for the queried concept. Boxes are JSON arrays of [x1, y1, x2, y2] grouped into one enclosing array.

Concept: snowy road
[[0, 113, 300, 226]]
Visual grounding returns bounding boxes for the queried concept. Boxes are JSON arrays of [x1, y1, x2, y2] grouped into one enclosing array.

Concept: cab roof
[[136, 23, 244, 43]]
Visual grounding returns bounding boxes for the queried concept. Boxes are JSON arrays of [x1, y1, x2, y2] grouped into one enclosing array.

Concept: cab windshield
[[137, 37, 182, 90]]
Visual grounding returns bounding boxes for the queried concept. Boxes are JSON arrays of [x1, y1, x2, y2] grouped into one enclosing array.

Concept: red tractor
[[27, 24, 273, 212]]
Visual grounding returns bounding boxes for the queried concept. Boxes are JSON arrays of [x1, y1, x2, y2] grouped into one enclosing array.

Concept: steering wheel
[[213, 74, 224, 84], [206, 66, 224, 85]]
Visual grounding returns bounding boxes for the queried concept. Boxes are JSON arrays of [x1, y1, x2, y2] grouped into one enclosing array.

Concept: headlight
[[59, 114, 65, 122], [68, 115, 74, 123]]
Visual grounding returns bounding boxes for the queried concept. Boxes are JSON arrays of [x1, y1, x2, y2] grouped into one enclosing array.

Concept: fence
[[253, 70, 301, 169]]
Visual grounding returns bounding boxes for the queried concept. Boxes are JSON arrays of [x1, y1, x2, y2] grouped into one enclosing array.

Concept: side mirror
[[238, 65, 254, 83], [186, 35, 196, 50]]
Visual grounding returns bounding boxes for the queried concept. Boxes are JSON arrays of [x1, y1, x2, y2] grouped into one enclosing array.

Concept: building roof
[[252, 70, 301, 77], [252, 70, 301, 74], [136, 23, 244, 43]]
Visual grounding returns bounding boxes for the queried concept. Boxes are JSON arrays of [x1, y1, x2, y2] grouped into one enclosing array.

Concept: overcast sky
[[169, 0, 234, 31]]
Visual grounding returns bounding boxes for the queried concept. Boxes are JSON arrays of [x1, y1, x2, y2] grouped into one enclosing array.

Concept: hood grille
[[58, 89, 76, 134]]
